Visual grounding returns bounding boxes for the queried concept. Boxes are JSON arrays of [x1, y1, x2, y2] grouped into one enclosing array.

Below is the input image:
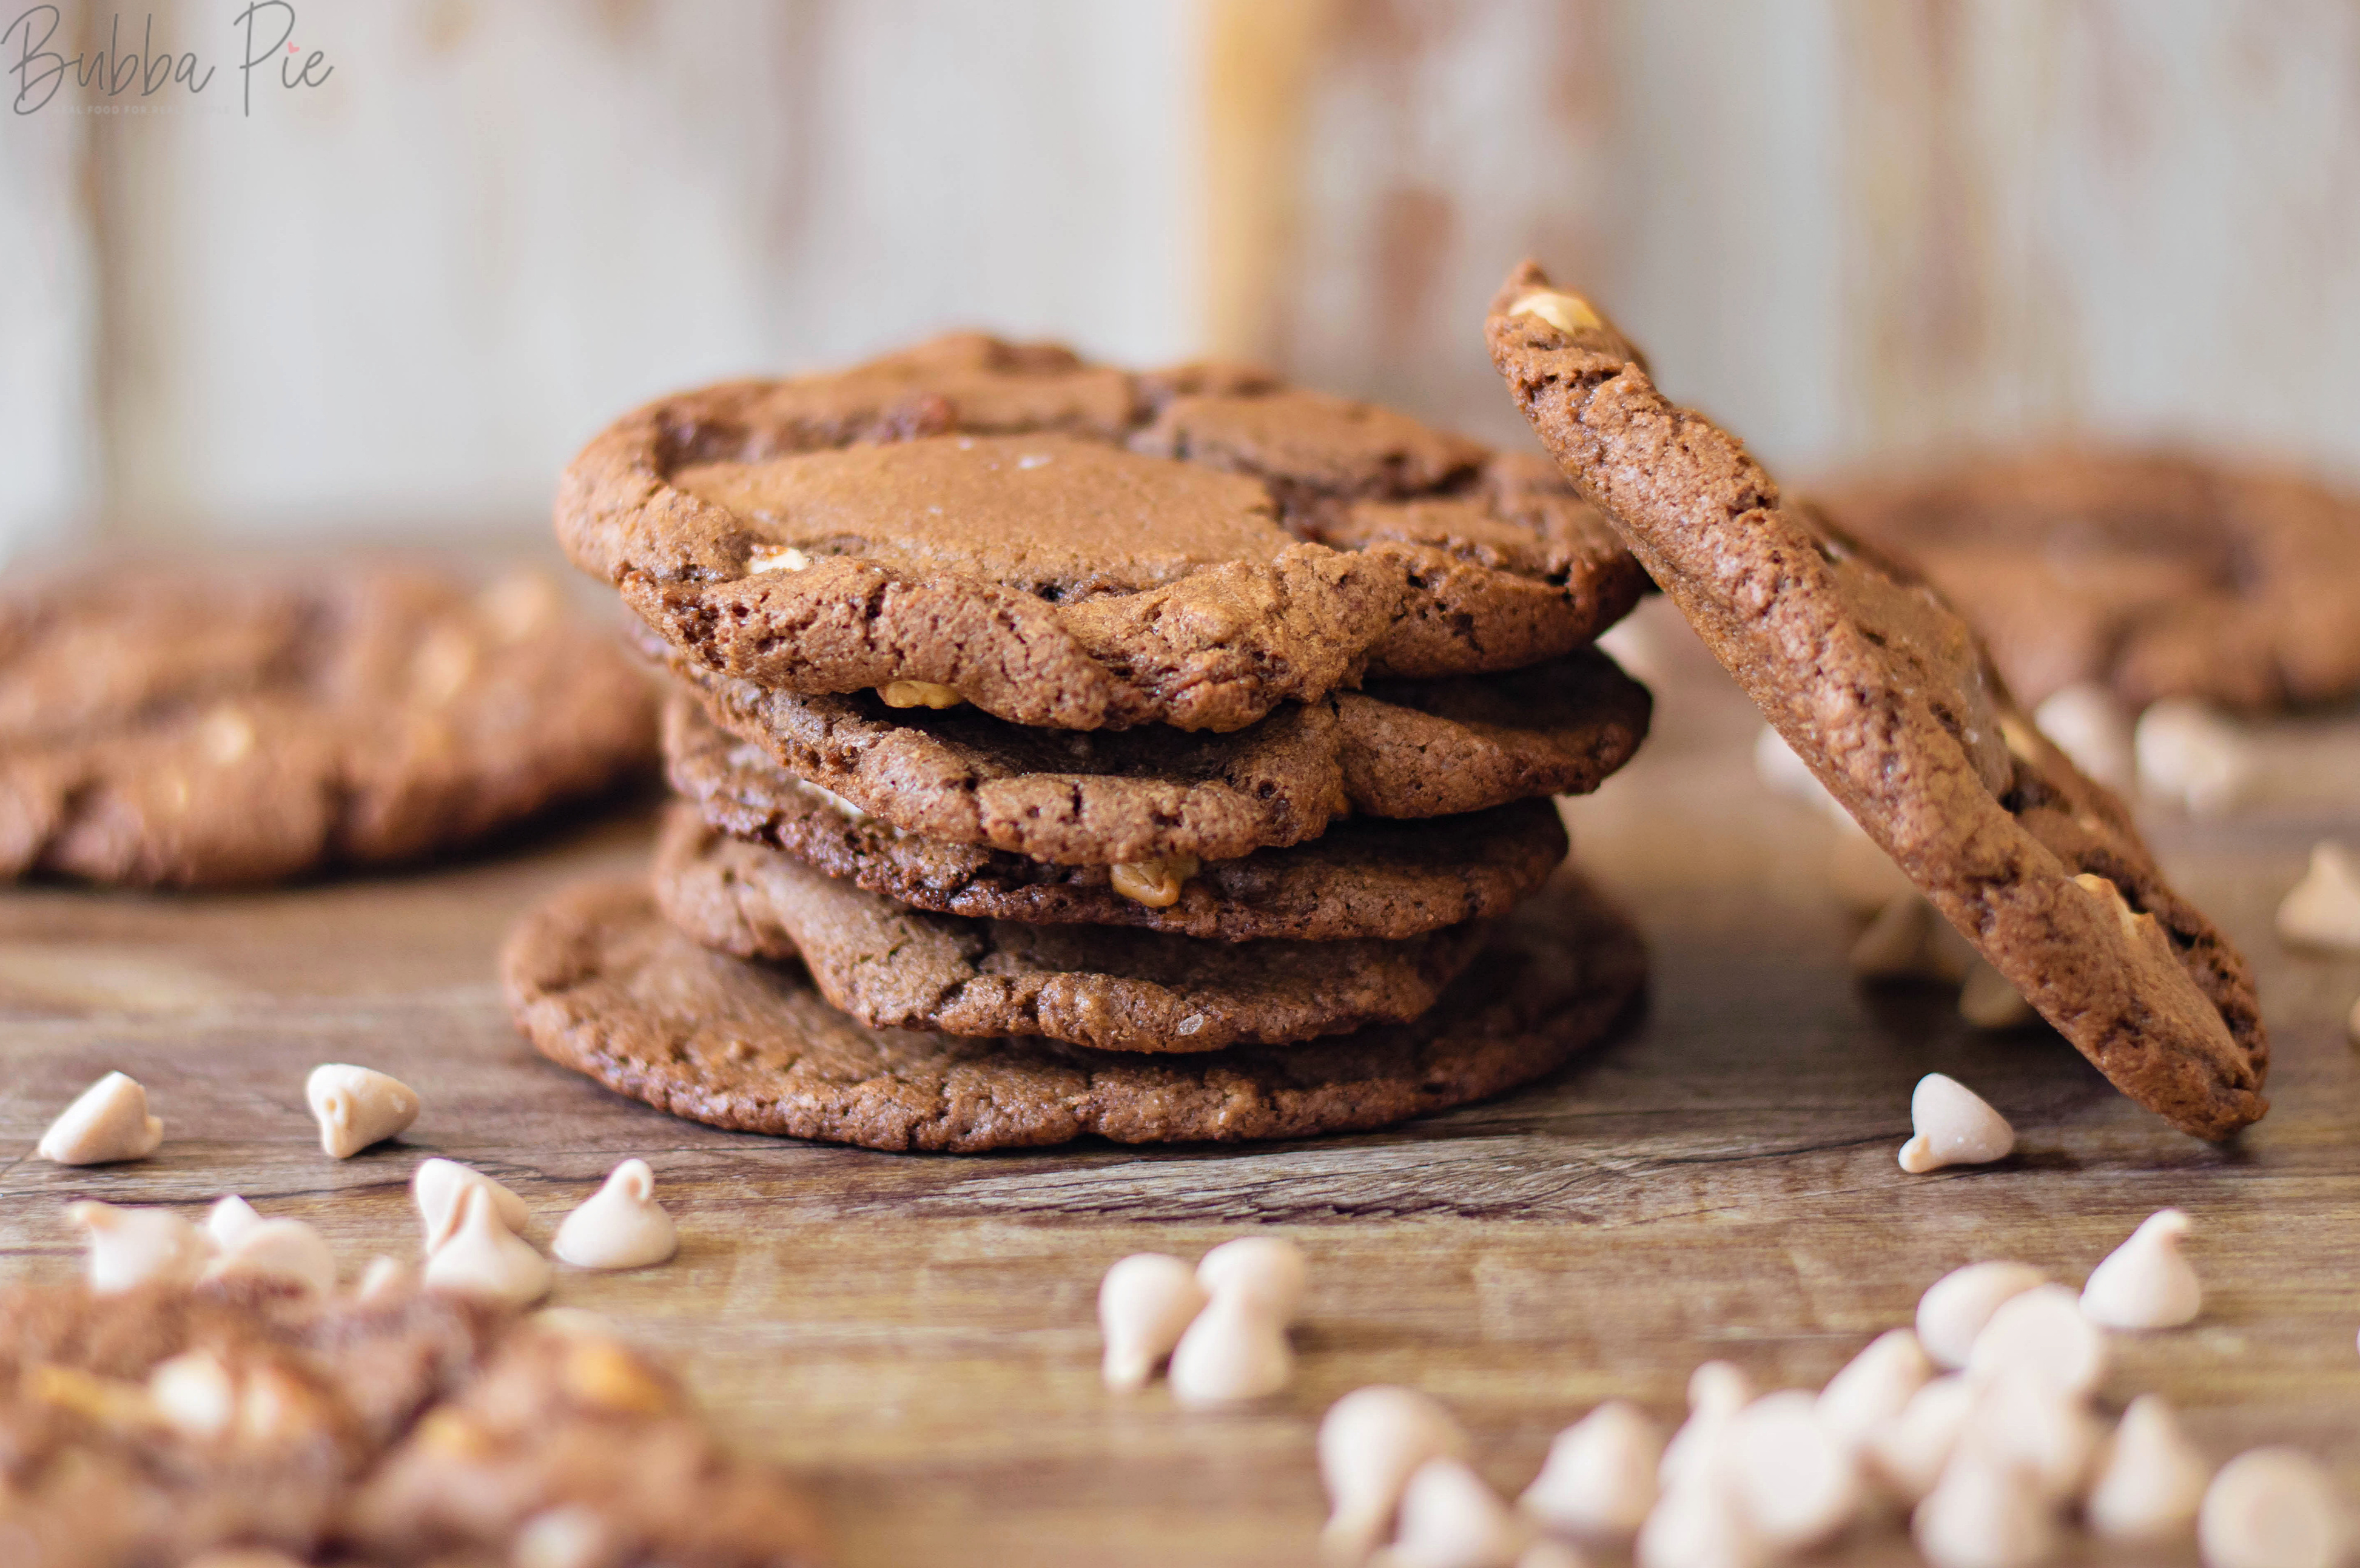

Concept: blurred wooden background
[[5, 0, 2360, 559]]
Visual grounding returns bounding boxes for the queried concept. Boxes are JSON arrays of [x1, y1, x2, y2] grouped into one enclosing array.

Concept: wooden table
[[4, 610, 2356, 1566]]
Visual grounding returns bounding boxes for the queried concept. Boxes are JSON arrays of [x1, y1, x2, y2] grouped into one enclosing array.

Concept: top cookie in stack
[[511, 335, 1653, 1152]]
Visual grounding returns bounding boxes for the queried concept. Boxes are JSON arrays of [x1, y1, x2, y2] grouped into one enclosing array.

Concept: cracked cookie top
[[557, 332, 1647, 733]]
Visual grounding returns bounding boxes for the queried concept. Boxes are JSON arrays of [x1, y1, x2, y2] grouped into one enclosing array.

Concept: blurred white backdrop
[[5, 0, 2359, 559]]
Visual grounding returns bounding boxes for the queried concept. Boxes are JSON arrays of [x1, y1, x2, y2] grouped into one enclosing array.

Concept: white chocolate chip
[[1815, 1328, 1933, 1454], [1111, 855, 1201, 910], [552, 1158, 677, 1271], [1658, 1361, 1750, 1490], [1388, 1456, 1526, 1568], [65, 1201, 208, 1294], [1966, 1284, 2107, 1398], [198, 705, 257, 765], [2136, 698, 2256, 816], [1320, 1385, 1468, 1564], [2085, 1394, 2210, 1541], [878, 679, 964, 710], [1508, 289, 1603, 337], [1959, 1367, 2100, 1500], [413, 1158, 531, 1254], [355, 1254, 412, 1302], [1727, 1389, 1864, 1550], [1911, 1447, 2059, 1568], [800, 779, 872, 824], [1898, 1074, 2015, 1174], [37, 1071, 163, 1165], [1956, 958, 2036, 1031], [1850, 895, 1968, 983], [1511, 1541, 1590, 1568], [2197, 1448, 2346, 1568], [747, 545, 812, 574], [148, 1349, 237, 1439], [1197, 1234, 1308, 1323], [421, 1183, 551, 1308], [2276, 842, 2360, 951], [513, 1504, 612, 1568], [1166, 1293, 1291, 1407], [206, 1194, 263, 1251], [1634, 1469, 1766, 1568], [1097, 1253, 1207, 1393], [1917, 1262, 2046, 1370], [305, 1063, 421, 1159], [2032, 682, 2136, 793], [2080, 1209, 2201, 1330], [1518, 1400, 1661, 1544], [1864, 1373, 1975, 1504], [203, 1217, 338, 1296]]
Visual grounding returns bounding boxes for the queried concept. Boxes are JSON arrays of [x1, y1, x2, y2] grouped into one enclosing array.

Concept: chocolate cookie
[[652, 807, 1490, 1053], [0, 1279, 824, 1566], [656, 642, 1647, 866], [1488, 263, 2267, 1139], [665, 698, 1568, 941], [502, 873, 1646, 1152], [1813, 447, 2360, 711], [556, 332, 1648, 733], [0, 564, 657, 888]]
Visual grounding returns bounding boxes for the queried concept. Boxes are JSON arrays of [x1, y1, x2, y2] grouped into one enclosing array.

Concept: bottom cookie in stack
[[502, 675, 1649, 1154]]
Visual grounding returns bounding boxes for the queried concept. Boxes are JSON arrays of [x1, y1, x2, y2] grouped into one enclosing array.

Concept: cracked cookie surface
[[664, 697, 1568, 941], [502, 873, 1646, 1152], [556, 332, 1648, 733], [652, 806, 1490, 1053], [0, 564, 657, 887], [1487, 261, 2265, 1139]]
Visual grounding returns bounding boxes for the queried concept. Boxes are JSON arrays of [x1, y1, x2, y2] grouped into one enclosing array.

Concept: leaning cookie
[[1487, 263, 2266, 1139], [0, 564, 657, 887], [656, 639, 1649, 866], [503, 875, 1646, 1152], [1813, 447, 2360, 712], [651, 807, 1490, 1054], [557, 332, 1648, 733], [665, 697, 1568, 941]]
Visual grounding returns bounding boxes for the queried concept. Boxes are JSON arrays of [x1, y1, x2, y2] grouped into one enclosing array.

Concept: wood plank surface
[[2, 613, 2356, 1566]]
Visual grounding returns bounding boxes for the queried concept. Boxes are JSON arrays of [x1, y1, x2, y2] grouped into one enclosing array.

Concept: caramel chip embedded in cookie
[[551, 1158, 677, 1271], [37, 1070, 163, 1165], [306, 1063, 422, 1159]]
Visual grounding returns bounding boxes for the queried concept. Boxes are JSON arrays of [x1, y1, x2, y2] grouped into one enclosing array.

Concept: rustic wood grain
[[2, 637, 2356, 1566]]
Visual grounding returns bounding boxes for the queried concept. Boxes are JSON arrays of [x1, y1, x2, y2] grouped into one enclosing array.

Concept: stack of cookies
[[504, 335, 1656, 1152]]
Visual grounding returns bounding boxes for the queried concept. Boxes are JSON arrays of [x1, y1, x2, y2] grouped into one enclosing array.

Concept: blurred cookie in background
[[1812, 446, 2360, 818], [0, 563, 658, 887]]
